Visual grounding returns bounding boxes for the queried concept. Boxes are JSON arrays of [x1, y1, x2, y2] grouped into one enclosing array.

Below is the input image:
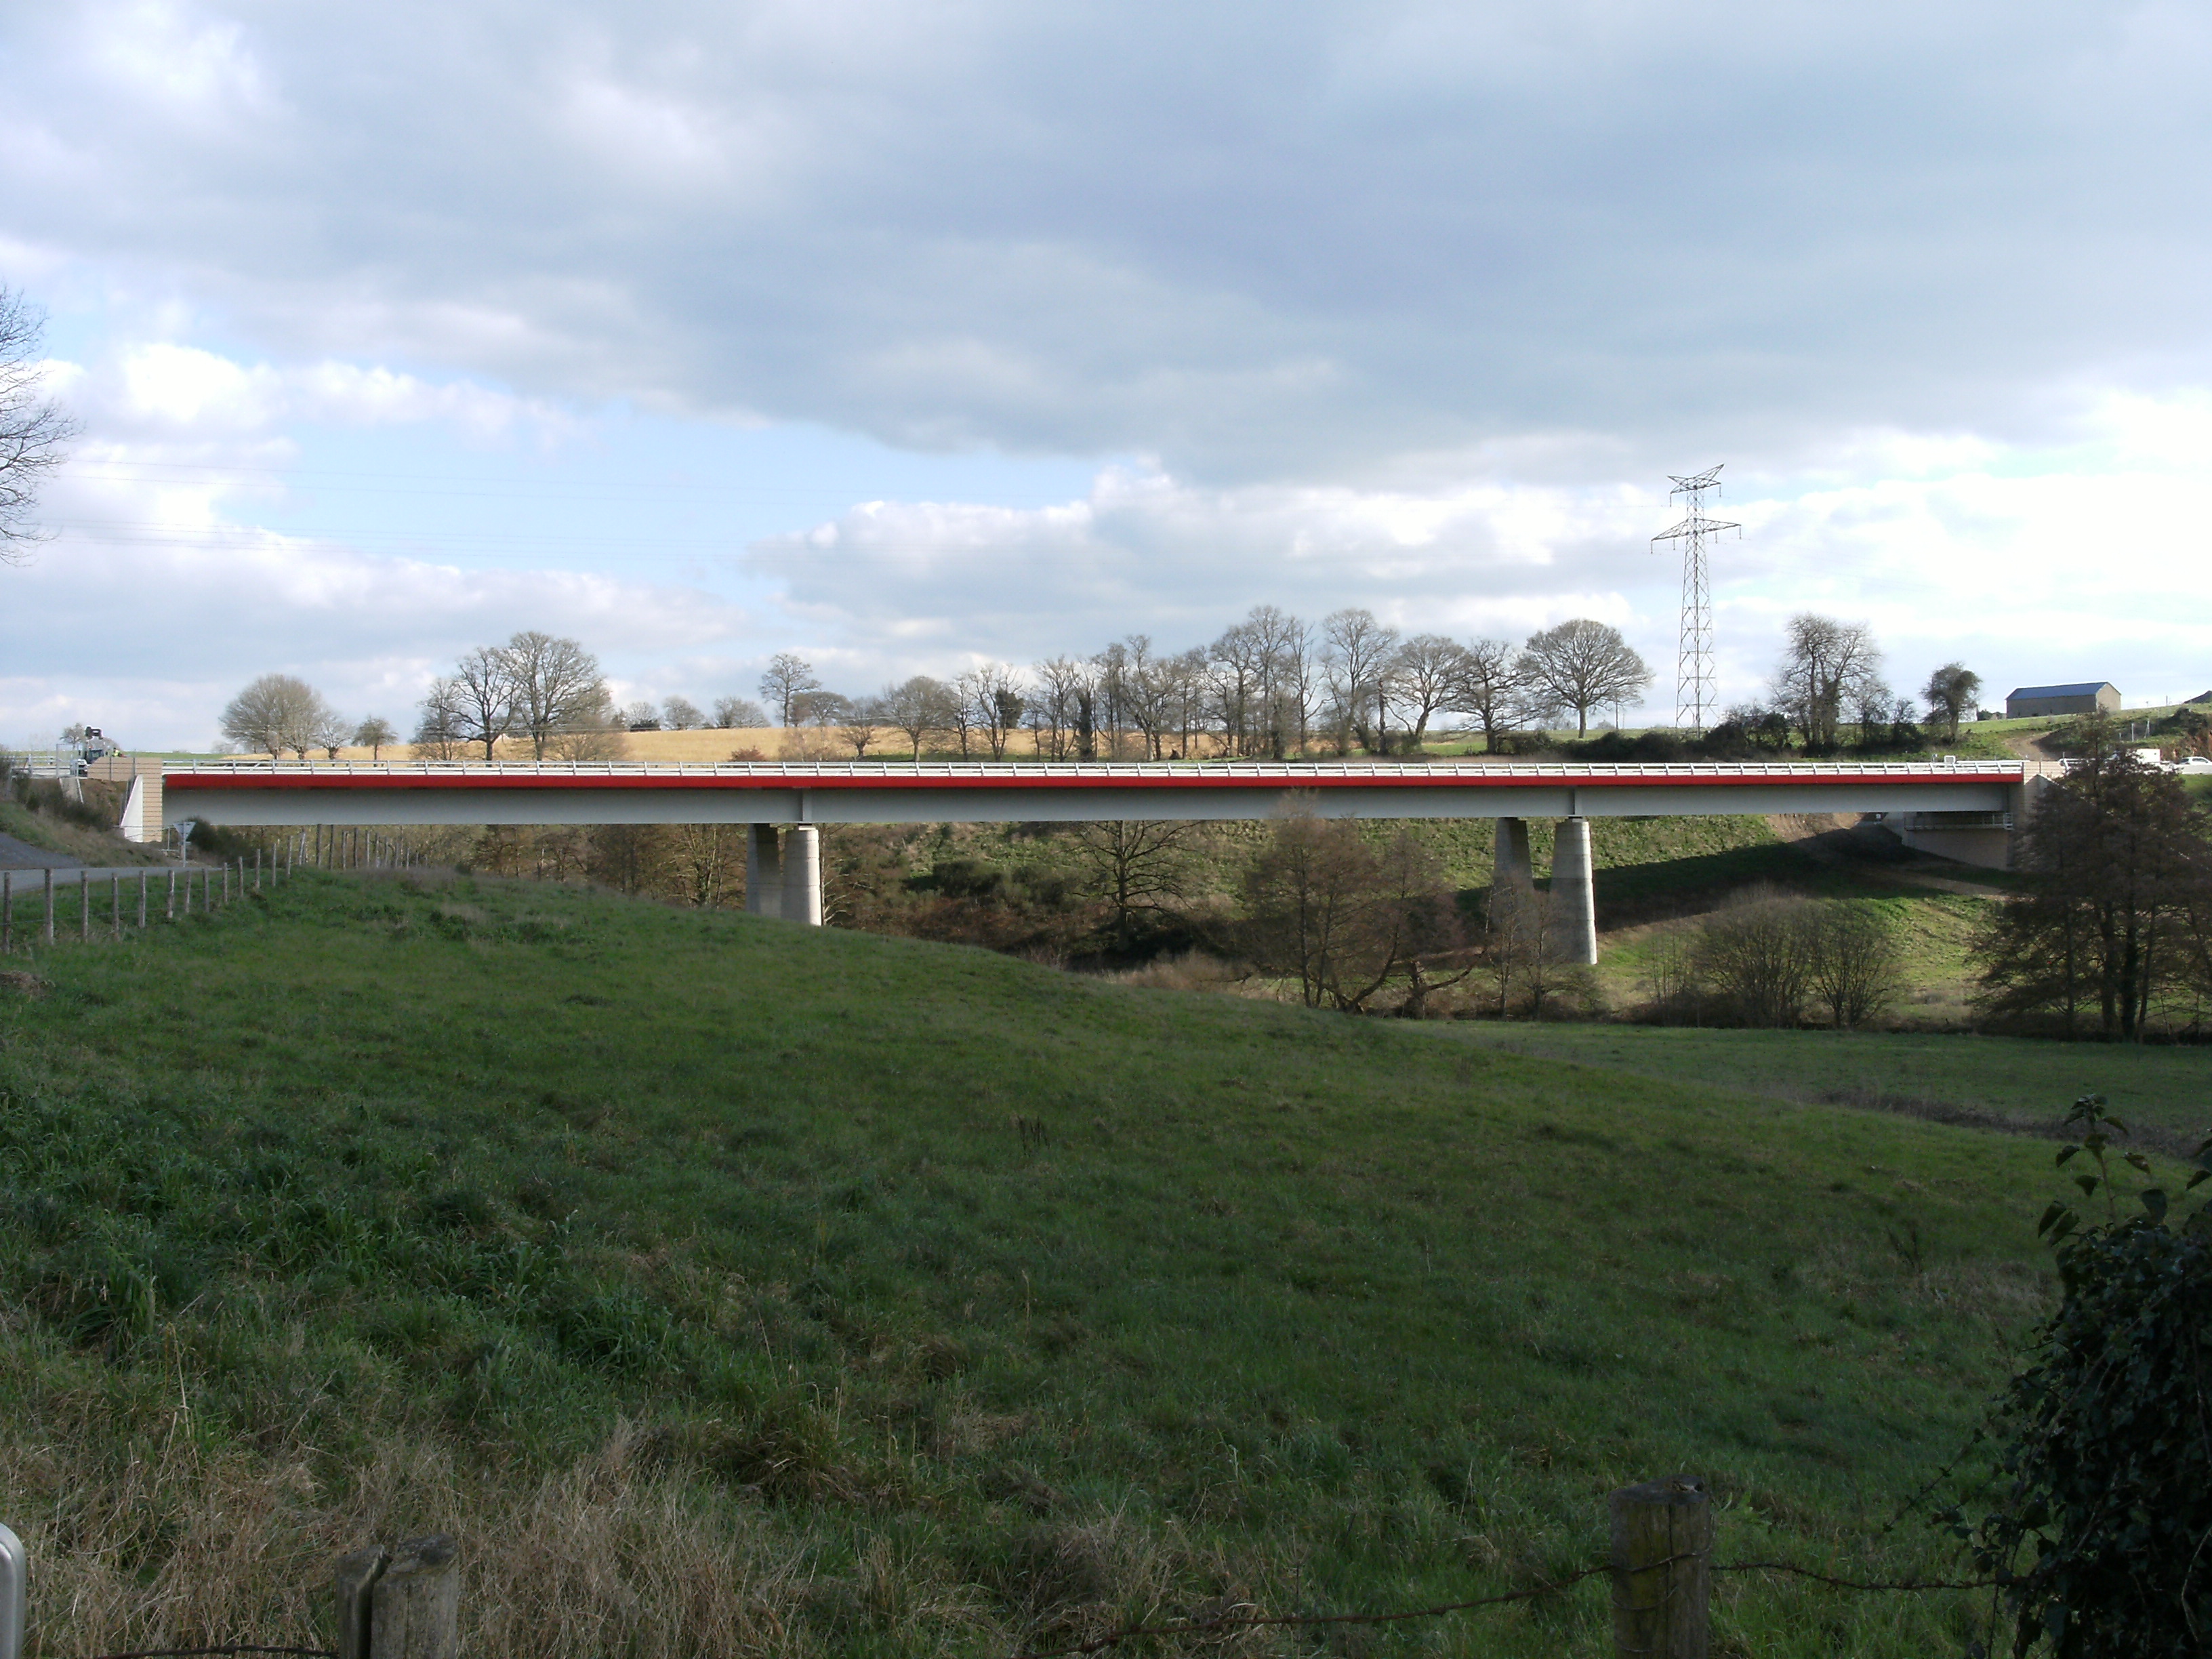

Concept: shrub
[[1803, 901, 1902, 1029], [1958, 1097, 2212, 1657], [1692, 886, 1814, 1026]]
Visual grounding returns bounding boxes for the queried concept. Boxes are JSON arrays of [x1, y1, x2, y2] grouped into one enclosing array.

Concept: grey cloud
[[6, 1, 2208, 483]]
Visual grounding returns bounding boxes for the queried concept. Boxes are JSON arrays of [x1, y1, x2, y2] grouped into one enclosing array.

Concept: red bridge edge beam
[[163, 766, 2030, 794]]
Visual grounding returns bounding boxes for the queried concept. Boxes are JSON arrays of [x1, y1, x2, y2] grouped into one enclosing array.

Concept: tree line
[[218, 606, 1986, 769], [747, 611, 1659, 762]]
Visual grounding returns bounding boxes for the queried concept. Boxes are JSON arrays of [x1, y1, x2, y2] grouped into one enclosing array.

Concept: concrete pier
[[1551, 816, 1598, 966], [744, 825, 783, 918], [1493, 817, 1533, 893], [781, 825, 823, 926]]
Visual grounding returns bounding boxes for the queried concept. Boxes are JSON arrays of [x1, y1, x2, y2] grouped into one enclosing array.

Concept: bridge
[[160, 756, 2054, 963]]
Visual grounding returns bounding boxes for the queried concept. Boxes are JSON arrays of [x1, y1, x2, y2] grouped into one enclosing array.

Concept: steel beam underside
[[169, 779, 2018, 827]]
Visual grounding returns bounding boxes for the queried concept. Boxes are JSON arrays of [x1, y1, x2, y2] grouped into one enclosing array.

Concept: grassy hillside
[[0, 874, 2136, 1656], [0, 779, 167, 867]]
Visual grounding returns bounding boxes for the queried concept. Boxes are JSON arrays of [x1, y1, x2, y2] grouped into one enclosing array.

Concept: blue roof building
[[2006, 682, 2121, 718]]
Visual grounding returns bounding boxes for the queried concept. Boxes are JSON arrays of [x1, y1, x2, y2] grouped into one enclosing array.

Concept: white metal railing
[[167, 757, 2035, 783]]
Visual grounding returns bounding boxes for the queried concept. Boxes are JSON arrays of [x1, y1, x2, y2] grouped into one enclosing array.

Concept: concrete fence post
[[1610, 1475, 1713, 1659]]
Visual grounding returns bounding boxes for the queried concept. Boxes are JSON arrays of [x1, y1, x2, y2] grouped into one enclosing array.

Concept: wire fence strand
[[1005, 1553, 1993, 1659]]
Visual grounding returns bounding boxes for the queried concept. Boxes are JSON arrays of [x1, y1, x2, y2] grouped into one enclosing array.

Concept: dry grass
[[7, 1415, 820, 1659]]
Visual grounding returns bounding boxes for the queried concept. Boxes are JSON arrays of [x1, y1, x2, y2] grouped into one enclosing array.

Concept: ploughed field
[[0, 872, 2123, 1656]]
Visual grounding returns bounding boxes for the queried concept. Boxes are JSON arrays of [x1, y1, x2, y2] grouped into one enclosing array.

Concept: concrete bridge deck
[[162, 756, 2050, 827]]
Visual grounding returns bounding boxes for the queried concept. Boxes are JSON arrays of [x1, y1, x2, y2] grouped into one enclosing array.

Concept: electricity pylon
[[1650, 466, 1740, 733]]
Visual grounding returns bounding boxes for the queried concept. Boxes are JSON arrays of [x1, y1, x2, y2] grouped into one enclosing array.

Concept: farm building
[[2005, 681, 2122, 718]]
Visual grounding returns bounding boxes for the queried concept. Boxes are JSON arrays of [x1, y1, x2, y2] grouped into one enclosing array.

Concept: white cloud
[[745, 396, 2212, 711], [5, 1, 2210, 478], [68, 342, 572, 442], [4, 1, 2210, 742]]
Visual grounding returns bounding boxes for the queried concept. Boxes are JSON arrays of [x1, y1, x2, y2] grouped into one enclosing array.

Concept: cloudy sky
[[3, 0, 2209, 747]]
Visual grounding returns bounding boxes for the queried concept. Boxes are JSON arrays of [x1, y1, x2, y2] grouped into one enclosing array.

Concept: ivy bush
[[1962, 1097, 2212, 1657]]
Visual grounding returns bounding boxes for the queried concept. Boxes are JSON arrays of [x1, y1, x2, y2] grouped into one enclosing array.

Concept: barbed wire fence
[[1, 1478, 2001, 1659]]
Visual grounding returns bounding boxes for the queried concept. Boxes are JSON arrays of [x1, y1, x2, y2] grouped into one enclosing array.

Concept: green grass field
[[1431, 1025, 2211, 1144], [0, 872, 2175, 1656]]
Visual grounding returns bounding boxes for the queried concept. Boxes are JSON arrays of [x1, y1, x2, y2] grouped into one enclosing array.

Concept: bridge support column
[[745, 825, 783, 919], [781, 825, 823, 927], [1492, 817, 1534, 893], [1551, 817, 1599, 966]]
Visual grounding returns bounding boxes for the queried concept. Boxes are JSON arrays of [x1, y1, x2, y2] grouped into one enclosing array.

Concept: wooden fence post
[[110, 875, 120, 939], [1610, 1475, 1713, 1659], [2, 870, 11, 954], [369, 1534, 458, 1659], [334, 1544, 388, 1659], [79, 876, 89, 943], [41, 869, 53, 945], [138, 871, 148, 928]]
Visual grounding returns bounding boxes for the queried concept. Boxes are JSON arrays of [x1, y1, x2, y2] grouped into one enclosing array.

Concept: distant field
[[0, 872, 2121, 1657]]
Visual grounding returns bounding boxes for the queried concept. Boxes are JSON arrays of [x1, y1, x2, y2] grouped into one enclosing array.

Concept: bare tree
[[712, 695, 767, 729], [879, 675, 952, 759], [1030, 657, 1090, 760], [220, 674, 332, 758], [838, 696, 886, 758], [504, 632, 608, 758], [1391, 635, 1469, 750], [352, 716, 396, 759], [312, 704, 350, 760], [1238, 808, 1471, 1010], [946, 670, 983, 757], [0, 288, 78, 565], [1771, 615, 1881, 750], [451, 645, 518, 758], [413, 678, 468, 760], [1851, 675, 1898, 746], [1805, 902, 1902, 1028], [1248, 605, 1313, 758], [544, 686, 628, 761], [1209, 615, 1271, 756], [971, 662, 1027, 759], [661, 695, 705, 731], [1521, 619, 1653, 737], [759, 653, 821, 728], [1070, 819, 1204, 950], [1694, 886, 1816, 1026], [1449, 639, 1526, 753], [1322, 609, 1401, 753], [1922, 662, 1982, 742]]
